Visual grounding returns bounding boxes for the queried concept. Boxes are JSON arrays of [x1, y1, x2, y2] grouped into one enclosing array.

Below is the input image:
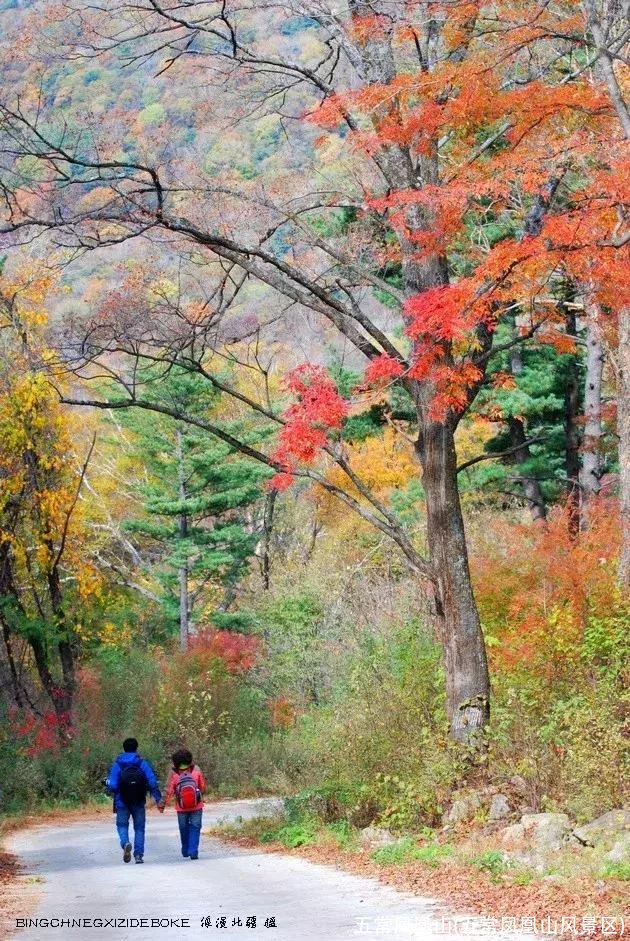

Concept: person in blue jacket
[[106, 737, 162, 864]]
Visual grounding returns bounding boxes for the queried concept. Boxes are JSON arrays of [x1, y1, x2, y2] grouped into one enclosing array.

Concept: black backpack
[[118, 760, 148, 807]]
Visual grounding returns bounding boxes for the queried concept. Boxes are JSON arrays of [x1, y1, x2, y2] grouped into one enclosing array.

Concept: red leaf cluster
[[363, 354, 405, 385], [10, 708, 72, 757], [188, 630, 259, 674], [269, 365, 348, 491]]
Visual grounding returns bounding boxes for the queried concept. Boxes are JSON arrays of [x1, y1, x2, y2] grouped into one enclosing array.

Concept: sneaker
[[134, 855, 144, 864], [189, 854, 198, 860], [123, 842, 132, 864]]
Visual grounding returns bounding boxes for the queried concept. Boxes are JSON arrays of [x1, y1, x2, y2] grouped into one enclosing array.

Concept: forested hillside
[[0, 0, 627, 897]]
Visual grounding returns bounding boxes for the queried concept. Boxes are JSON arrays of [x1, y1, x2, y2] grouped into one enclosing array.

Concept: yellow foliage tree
[[0, 264, 100, 728]]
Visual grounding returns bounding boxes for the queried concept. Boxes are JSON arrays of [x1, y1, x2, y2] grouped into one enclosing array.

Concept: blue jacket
[[107, 752, 162, 810]]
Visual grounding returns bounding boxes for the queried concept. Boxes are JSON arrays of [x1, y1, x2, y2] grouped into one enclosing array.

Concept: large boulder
[[605, 833, 630, 863], [573, 810, 630, 849], [444, 792, 483, 825], [443, 780, 530, 828], [508, 775, 529, 798], [489, 794, 511, 821], [360, 826, 396, 849], [500, 813, 572, 851], [500, 822, 527, 847], [499, 813, 574, 874]]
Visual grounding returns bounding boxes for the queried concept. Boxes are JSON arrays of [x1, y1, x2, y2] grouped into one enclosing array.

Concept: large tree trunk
[[416, 422, 491, 742], [20, 448, 76, 726], [579, 297, 605, 514], [1, 533, 74, 724], [580, 0, 629, 582], [564, 303, 581, 537], [0, 541, 24, 708], [618, 304, 630, 587], [1, 619, 23, 707]]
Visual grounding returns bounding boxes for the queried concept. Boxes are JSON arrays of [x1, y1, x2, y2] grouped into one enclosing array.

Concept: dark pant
[[116, 803, 146, 857], [177, 810, 202, 857]]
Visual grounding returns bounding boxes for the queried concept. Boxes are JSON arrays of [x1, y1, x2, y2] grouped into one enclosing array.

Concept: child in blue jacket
[[107, 737, 162, 864]]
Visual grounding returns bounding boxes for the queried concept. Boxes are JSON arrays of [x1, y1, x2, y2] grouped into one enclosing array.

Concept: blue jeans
[[177, 810, 202, 857], [116, 804, 146, 857]]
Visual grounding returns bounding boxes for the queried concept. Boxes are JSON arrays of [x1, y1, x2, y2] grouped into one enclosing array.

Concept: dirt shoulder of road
[[211, 829, 629, 940], [0, 846, 40, 937], [0, 803, 111, 936]]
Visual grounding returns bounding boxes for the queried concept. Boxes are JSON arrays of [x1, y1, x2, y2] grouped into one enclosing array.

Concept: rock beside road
[[605, 834, 630, 863], [442, 777, 534, 829], [496, 808, 630, 873], [573, 809, 630, 849], [360, 826, 396, 849], [444, 792, 484, 825], [507, 813, 573, 851], [488, 794, 511, 821]]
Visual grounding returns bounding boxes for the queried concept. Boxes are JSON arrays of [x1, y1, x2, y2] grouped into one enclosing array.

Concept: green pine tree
[[463, 329, 584, 517], [113, 368, 269, 648]]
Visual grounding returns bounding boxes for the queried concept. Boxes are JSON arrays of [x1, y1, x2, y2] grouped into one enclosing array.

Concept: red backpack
[[175, 770, 201, 811]]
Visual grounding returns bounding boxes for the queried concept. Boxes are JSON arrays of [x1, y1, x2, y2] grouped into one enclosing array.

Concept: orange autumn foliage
[[302, 0, 628, 432], [473, 502, 625, 681]]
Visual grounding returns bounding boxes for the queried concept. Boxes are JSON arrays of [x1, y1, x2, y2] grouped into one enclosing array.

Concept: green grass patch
[[509, 867, 536, 886], [259, 814, 319, 848], [600, 861, 630, 881], [322, 820, 357, 850], [372, 837, 453, 868]]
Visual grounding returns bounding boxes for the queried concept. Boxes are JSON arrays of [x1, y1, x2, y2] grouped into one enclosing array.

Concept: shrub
[[280, 621, 462, 827], [476, 506, 628, 819], [470, 851, 507, 881]]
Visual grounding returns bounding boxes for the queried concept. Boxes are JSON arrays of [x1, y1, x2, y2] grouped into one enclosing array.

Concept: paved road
[[4, 800, 520, 941]]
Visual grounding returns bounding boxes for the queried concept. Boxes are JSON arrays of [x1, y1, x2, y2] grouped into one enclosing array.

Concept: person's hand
[[157, 800, 165, 813]]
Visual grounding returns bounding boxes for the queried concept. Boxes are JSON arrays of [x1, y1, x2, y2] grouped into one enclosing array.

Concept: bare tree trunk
[[179, 563, 189, 652], [176, 428, 189, 652], [416, 422, 491, 742], [564, 303, 581, 537], [581, 0, 629, 582], [47, 561, 76, 721], [618, 304, 630, 586], [582, 0, 630, 138], [579, 297, 605, 515], [261, 488, 276, 590]]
